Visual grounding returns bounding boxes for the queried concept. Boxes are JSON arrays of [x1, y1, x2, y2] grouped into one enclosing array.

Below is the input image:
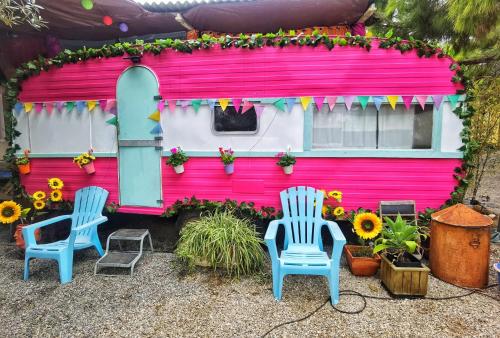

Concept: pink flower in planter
[[276, 152, 284, 158], [170, 147, 178, 154]]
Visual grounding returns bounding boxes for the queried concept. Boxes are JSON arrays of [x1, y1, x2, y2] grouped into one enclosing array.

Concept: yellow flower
[[50, 189, 63, 202], [81, 158, 90, 165], [33, 191, 46, 200], [322, 205, 328, 216], [353, 212, 382, 240], [48, 177, 64, 190], [0, 201, 22, 224], [333, 207, 345, 217], [328, 190, 343, 202], [33, 200, 45, 210]]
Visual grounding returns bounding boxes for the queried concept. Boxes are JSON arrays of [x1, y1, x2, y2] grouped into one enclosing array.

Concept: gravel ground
[[0, 236, 499, 338]]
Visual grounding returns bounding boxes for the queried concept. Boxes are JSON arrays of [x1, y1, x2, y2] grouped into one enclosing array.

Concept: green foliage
[[175, 211, 266, 277], [166, 147, 189, 167], [0, 0, 47, 29], [14, 156, 29, 165], [373, 214, 426, 260], [276, 152, 296, 167]]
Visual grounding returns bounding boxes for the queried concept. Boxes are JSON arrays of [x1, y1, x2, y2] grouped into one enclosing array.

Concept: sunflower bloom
[[328, 190, 343, 202], [32, 191, 46, 200], [0, 201, 22, 224], [353, 212, 382, 240], [33, 200, 45, 210], [322, 205, 328, 216], [333, 207, 345, 217], [48, 177, 64, 190], [50, 189, 63, 202]]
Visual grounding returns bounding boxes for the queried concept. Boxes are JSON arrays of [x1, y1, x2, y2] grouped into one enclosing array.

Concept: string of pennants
[[14, 94, 463, 135]]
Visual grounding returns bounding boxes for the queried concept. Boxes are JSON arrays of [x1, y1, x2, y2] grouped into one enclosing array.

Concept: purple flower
[[276, 152, 284, 157], [170, 147, 178, 154]]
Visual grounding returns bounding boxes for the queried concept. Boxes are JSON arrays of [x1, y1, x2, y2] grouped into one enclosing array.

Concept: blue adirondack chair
[[22, 186, 109, 284], [265, 186, 346, 304]]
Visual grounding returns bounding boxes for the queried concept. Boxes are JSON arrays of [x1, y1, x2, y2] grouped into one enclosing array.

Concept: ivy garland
[[2, 29, 470, 206]]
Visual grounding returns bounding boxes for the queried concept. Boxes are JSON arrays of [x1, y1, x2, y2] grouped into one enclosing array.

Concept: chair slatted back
[[71, 186, 109, 237], [280, 186, 325, 246]]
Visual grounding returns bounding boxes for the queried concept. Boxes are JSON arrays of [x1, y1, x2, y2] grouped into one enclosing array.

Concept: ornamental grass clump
[[175, 210, 265, 277]]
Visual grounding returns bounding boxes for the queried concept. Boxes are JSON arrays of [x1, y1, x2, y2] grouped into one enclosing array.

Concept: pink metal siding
[[20, 157, 460, 212], [19, 42, 461, 102]]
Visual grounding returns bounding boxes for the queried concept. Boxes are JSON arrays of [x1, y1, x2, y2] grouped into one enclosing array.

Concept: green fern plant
[[175, 211, 265, 277]]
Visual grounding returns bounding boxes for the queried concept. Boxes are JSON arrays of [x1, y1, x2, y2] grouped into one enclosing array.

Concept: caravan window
[[312, 103, 433, 149], [212, 105, 258, 134]]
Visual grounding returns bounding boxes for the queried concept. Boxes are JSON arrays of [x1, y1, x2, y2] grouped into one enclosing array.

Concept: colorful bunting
[[148, 110, 161, 122], [233, 98, 242, 112], [219, 98, 230, 111], [344, 96, 355, 111], [150, 123, 163, 134], [24, 103, 33, 113], [387, 95, 399, 110], [157, 100, 165, 112], [106, 99, 115, 112], [191, 99, 202, 113], [168, 99, 177, 112], [87, 100, 97, 112], [46, 102, 55, 114], [314, 97, 324, 110], [358, 96, 369, 110], [448, 94, 460, 109], [181, 100, 189, 112], [402, 96, 413, 110], [98, 99, 107, 111], [254, 104, 265, 117], [106, 116, 118, 126], [14, 102, 23, 115], [432, 95, 444, 110], [326, 96, 337, 111], [285, 98, 296, 113], [207, 99, 216, 111], [300, 97, 312, 111], [373, 96, 384, 111], [415, 96, 427, 110], [34, 103, 43, 113], [273, 98, 286, 112], [76, 101, 86, 113], [241, 100, 254, 114], [56, 102, 65, 112], [65, 101, 75, 112]]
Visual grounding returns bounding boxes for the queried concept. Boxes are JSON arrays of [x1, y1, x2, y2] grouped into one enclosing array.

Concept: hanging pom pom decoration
[[119, 22, 129, 33], [81, 0, 93, 10], [103, 16, 113, 26]]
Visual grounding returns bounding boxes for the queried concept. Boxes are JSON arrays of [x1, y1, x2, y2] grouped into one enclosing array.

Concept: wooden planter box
[[380, 254, 430, 296]]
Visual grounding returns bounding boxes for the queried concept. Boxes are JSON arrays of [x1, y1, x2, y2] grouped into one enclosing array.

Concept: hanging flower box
[[73, 151, 96, 175], [166, 147, 189, 174], [16, 149, 31, 175], [276, 149, 296, 175], [219, 147, 235, 175]]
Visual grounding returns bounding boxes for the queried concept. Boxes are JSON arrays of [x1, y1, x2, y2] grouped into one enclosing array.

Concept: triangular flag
[[87, 100, 97, 112], [373, 96, 384, 111], [66, 101, 75, 112], [387, 96, 399, 110], [56, 101, 65, 112], [285, 98, 295, 113], [358, 96, 369, 110], [273, 98, 286, 112], [300, 97, 312, 111], [416, 96, 427, 110], [24, 103, 33, 113], [157, 100, 165, 112], [76, 101, 86, 113], [98, 99, 107, 111], [46, 102, 55, 114], [191, 99, 202, 113], [314, 97, 325, 110], [219, 98, 229, 111], [106, 116, 118, 126], [106, 99, 116, 112], [207, 99, 216, 111], [344, 96, 355, 110], [148, 110, 161, 122], [35, 103, 43, 113], [233, 98, 242, 112], [181, 100, 189, 112], [168, 99, 177, 112], [254, 104, 265, 117], [432, 95, 444, 110], [326, 96, 337, 111], [14, 102, 23, 115], [150, 123, 163, 134], [241, 100, 254, 114], [109, 107, 117, 115], [402, 96, 413, 110], [448, 94, 460, 109]]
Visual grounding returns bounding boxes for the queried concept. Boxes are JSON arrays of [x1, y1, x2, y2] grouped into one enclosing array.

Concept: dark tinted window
[[213, 106, 257, 133]]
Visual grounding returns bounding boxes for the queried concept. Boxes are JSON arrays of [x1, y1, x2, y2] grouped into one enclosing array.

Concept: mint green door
[[117, 66, 162, 207]]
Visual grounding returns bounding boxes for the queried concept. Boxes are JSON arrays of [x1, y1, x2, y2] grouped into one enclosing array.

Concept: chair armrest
[[73, 216, 108, 233], [264, 219, 284, 261], [22, 215, 72, 247], [323, 220, 346, 261]]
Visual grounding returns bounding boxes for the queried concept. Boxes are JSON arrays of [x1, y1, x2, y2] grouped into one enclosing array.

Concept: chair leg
[[58, 254, 73, 284], [23, 256, 31, 281], [274, 271, 285, 301], [328, 268, 340, 305], [93, 238, 104, 257]]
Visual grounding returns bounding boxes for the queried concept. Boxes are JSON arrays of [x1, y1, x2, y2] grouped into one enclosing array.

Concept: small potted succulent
[[276, 149, 296, 174], [166, 146, 189, 174], [73, 150, 96, 174], [344, 212, 382, 276], [15, 149, 31, 175], [219, 147, 235, 174], [374, 214, 430, 296]]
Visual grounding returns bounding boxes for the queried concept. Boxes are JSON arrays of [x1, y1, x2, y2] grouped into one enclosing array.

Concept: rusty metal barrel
[[430, 204, 492, 288]]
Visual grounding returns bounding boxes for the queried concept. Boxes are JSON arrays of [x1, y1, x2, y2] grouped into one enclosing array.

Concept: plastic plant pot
[[174, 164, 185, 174], [283, 165, 293, 175], [18, 163, 31, 175], [224, 163, 234, 175], [83, 162, 96, 174]]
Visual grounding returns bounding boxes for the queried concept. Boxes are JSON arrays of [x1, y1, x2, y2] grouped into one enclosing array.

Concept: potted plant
[[73, 151, 96, 174], [276, 149, 296, 174], [166, 146, 189, 174], [219, 147, 235, 174], [15, 149, 31, 175], [0, 200, 41, 250], [344, 212, 383, 276], [373, 214, 430, 296]]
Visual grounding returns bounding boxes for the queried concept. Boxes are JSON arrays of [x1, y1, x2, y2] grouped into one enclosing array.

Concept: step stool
[[95, 229, 154, 276]]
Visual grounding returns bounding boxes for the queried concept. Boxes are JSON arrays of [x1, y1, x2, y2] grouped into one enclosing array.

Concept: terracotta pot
[[173, 164, 185, 174], [282, 165, 293, 175], [83, 162, 96, 174], [14, 224, 41, 250], [18, 163, 31, 175], [344, 245, 381, 277]]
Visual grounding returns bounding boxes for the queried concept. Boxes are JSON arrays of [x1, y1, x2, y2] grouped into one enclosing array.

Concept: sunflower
[[33, 200, 46, 210], [0, 201, 22, 224], [322, 205, 328, 216], [50, 189, 63, 202], [48, 177, 64, 190], [328, 190, 343, 202], [333, 207, 345, 217], [353, 212, 382, 240], [32, 191, 46, 200]]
